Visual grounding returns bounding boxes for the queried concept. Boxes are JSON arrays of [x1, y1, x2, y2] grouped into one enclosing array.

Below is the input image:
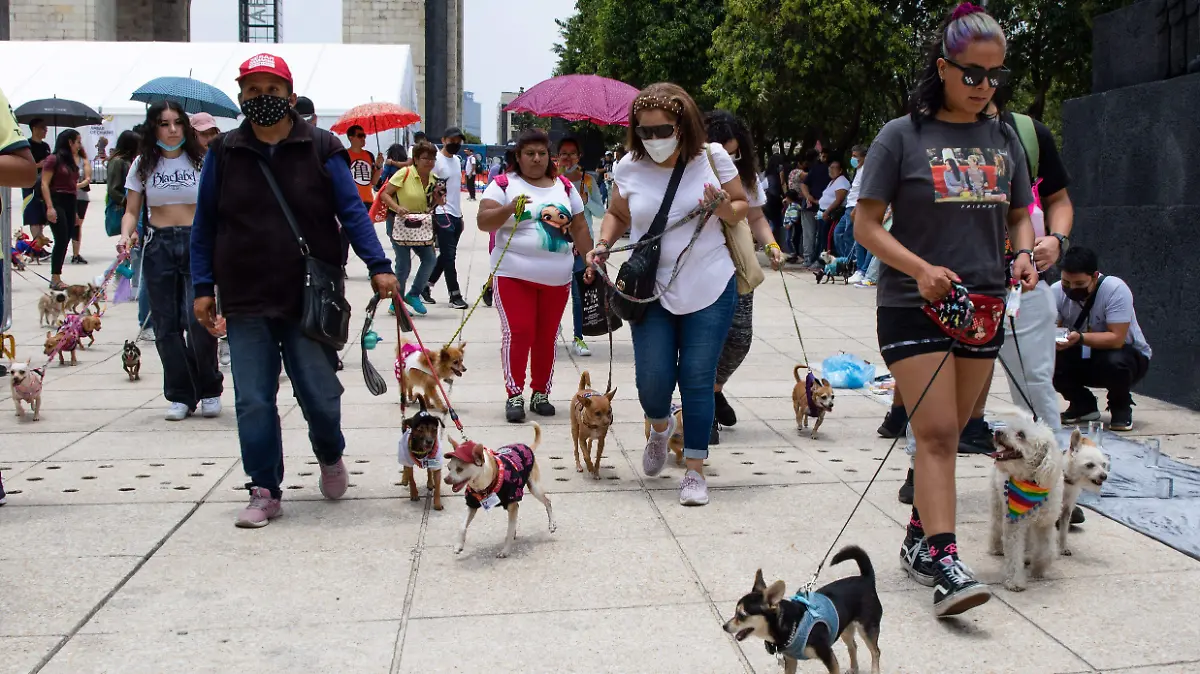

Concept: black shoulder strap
[[644, 156, 689, 239], [1072, 275, 1105, 332], [256, 156, 310, 257]]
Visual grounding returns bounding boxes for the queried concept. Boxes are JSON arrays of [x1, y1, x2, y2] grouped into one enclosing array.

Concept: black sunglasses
[[634, 123, 677, 140], [944, 58, 1012, 88]]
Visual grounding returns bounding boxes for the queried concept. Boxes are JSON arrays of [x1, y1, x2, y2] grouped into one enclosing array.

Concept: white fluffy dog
[[988, 416, 1064, 592], [1058, 429, 1109, 556]]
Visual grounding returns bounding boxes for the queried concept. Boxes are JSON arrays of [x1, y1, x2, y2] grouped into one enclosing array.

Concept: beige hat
[[190, 112, 218, 132]]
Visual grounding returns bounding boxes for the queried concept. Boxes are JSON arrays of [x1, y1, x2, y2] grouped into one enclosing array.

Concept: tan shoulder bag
[[704, 146, 765, 295]]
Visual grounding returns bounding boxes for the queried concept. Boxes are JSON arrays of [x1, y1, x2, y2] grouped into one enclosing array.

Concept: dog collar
[[1005, 478, 1051, 521], [781, 591, 840, 661], [466, 449, 506, 502]]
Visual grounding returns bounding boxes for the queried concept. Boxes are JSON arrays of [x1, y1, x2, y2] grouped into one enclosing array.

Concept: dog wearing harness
[[570, 370, 617, 479], [793, 365, 835, 439], [398, 394, 446, 510], [724, 545, 882, 674]]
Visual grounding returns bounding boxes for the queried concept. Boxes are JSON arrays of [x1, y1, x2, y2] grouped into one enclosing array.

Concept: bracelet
[[1015, 249, 1034, 262], [765, 242, 780, 253], [597, 238, 611, 249]]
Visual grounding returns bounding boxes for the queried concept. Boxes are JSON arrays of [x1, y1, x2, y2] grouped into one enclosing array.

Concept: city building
[[497, 90, 519, 145], [463, 90, 481, 139]]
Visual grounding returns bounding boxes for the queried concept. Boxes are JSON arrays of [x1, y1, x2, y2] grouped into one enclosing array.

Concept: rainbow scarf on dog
[[1005, 478, 1050, 521]]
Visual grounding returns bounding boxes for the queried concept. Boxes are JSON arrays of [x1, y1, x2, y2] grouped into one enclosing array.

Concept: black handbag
[[608, 157, 689, 323], [257, 157, 352, 350]]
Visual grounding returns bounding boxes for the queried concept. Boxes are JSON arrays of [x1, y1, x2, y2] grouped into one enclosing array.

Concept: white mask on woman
[[642, 136, 679, 164]]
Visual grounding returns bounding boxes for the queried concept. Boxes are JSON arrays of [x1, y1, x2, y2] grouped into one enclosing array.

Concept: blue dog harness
[[780, 591, 839, 661]]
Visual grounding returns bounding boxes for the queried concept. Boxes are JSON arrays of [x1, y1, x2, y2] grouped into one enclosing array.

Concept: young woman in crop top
[[118, 100, 223, 422]]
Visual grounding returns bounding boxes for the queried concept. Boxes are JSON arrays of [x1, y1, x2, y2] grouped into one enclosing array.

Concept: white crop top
[[125, 154, 201, 213]]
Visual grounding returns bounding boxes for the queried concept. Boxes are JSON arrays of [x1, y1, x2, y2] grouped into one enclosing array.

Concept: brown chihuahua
[[793, 365, 834, 439], [398, 394, 445, 511], [398, 339, 467, 411], [570, 371, 617, 479]]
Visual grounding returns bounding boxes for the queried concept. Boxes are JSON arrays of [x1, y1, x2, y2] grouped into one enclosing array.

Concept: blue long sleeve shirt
[[192, 152, 392, 299]]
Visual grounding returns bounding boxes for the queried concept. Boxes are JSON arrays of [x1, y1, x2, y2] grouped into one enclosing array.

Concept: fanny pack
[[392, 213, 434, 246], [922, 282, 1005, 346]]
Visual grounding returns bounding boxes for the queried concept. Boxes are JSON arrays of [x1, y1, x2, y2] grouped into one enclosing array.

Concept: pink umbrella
[[504, 74, 639, 127]]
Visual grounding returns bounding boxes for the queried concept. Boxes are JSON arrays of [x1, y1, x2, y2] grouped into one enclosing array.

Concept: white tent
[[0, 41, 419, 151]]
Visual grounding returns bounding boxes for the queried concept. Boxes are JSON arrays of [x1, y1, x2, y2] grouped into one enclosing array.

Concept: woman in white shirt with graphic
[[477, 128, 594, 423], [119, 101, 223, 422], [586, 83, 750, 507]]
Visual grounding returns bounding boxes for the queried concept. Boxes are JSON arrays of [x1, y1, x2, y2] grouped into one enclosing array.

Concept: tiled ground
[[2, 198, 1198, 673]]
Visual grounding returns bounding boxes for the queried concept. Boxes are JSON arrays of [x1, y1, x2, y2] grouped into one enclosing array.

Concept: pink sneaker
[[235, 487, 281, 528], [319, 458, 349, 500]]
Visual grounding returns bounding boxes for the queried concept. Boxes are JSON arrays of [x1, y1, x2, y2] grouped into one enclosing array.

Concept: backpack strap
[[495, 173, 509, 191], [559, 175, 574, 195], [1010, 113, 1040, 180]]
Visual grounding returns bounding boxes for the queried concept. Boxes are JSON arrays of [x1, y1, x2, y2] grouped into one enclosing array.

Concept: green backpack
[[1010, 112, 1040, 180]]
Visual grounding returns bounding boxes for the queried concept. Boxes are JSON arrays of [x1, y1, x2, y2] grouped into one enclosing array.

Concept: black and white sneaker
[[421, 288, 437, 305], [505, 395, 526, 423], [932, 556, 991, 617], [897, 468, 914, 505], [530, 392, 555, 416], [448, 295, 469, 310], [900, 529, 936, 587], [878, 407, 908, 439]]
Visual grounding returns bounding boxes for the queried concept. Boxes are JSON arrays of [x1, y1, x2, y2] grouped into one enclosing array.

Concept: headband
[[632, 95, 684, 117]]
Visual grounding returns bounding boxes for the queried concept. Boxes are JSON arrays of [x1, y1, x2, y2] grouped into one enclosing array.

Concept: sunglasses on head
[[944, 58, 1012, 88], [634, 123, 677, 140]]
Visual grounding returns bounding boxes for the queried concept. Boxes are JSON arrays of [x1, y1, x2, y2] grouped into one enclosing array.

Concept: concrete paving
[[2, 197, 1199, 673]]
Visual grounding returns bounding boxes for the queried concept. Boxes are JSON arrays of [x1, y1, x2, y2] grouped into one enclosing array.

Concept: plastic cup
[[1156, 476, 1174, 499], [1087, 421, 1104, 448], [1144, 439, 1161, 468]]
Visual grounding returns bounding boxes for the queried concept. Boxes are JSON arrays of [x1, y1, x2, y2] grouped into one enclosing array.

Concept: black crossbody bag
[[1072, 275, 1105, 333], [608, 157, 688, 323], [257, 157, 352, 350]]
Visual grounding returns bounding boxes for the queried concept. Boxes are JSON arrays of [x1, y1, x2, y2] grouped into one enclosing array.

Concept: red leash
[[393, 298, 467, 440]]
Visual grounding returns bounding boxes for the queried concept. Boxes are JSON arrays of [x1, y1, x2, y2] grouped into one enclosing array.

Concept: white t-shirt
[[125, 154, 200, 218], [465, 154, 477, 174], [483, 174, 585, 287], [818, 174, 851, 211], [845, 168, 864, 209], [397, 428, 445, 470], [613, 143, 738, 315], [433, 152, 462, 217], [749, 179, 767, 208]]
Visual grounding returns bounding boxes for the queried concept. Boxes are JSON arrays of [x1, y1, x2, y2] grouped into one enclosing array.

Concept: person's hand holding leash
[[371, 273, 402, 300], [1032, 235, 1060, 272], [1011, 249, 1039, 291], [584, 239, 610, 284], [917, 265, 959, 303]]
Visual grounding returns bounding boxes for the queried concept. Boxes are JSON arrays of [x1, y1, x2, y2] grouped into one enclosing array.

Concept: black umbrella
[[15, 97, 102, 128]]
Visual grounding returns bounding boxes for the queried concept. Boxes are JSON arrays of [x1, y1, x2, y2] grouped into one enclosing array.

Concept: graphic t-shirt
[[483, 173, 585, 287], [125, 154, 201, 217], [1052, 276, 1152, 359], [859, 116, 1033, 308], [0, 87, 29, 157], [347, 148, 376, 203], [433, 152, 462, 218]]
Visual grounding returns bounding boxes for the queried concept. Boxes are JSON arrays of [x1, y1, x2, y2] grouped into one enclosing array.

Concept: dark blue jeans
[[226, 315, 346, 498], [427, 213, 464, 297], [143, 226, 222, 406], [630, 276, 737, 460], [570, 254, 586, 340], [833, 207, 855, 258], [386, 213, 437, 296]]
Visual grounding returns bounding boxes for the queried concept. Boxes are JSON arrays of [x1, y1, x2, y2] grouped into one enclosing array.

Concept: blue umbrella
[[131, 77, 240, 118]]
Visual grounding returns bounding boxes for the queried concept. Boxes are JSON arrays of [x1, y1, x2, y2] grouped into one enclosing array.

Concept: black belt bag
[[257, 157, 352, 350]]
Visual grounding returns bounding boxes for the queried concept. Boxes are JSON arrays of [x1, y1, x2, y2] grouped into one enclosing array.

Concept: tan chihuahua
[[570, 371, 617, 479], [397, 339, 467, 411], [793, 365, 834, 439]]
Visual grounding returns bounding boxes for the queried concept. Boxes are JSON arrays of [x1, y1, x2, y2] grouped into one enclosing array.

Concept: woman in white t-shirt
[[817, 159, 851, 253], [585, 83, 750, 507], [118, 101, 223, 422], [704, 111, 784, 447], [478, 129, 594, 423]]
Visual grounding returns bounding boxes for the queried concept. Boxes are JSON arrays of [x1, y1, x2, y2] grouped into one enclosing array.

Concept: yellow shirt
[[0, 86, 30, 156], [387, 165, 434, 214]]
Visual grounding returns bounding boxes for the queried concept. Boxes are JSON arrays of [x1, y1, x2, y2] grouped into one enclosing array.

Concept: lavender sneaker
[[319, 458, 349, 500], [235, 487, 281, 528], [679, 470, 709, 506], [643, 415, 675, 477]]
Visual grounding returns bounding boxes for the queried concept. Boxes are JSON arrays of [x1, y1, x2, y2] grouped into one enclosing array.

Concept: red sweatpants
[[494, 276, 570, 397]]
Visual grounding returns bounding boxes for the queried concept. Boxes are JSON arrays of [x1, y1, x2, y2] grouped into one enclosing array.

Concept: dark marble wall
[[1094, 0, 1200, 92]]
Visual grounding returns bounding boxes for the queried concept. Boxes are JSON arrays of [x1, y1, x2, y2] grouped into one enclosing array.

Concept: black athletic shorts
[[877, 306, 1004, 367]]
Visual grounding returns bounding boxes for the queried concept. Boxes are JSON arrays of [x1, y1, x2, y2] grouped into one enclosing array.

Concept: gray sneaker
[[217, 339, 231, 367], [643, 415, 675, 477], [679, 470, 709, 506], [200, 397, 222, 418], [138, 326, 156, 342], [165, 402, 192, 421]]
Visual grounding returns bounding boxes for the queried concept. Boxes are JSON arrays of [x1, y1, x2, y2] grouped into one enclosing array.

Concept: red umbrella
[[504, 74, 639, 127], [330, 102, 421, 135]]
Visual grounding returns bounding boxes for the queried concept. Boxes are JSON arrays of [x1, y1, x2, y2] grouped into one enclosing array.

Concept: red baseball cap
[[445, 439, 485, 465], [237, 53, 293, 86]]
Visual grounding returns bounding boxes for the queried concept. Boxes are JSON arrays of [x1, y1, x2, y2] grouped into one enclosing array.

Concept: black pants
[[1053, 343, 1149, 410], [143, 225, 224, 407], [466, 174, 476, 200], [48, 192, 76, 275], [427, 213, 464, 297]]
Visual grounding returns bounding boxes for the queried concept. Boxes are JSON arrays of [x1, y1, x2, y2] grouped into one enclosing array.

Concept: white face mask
[[642, 136, 679, 164]]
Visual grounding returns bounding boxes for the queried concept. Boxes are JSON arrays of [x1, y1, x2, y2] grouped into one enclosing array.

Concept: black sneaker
[[878, 407, 908, 439], [448, 295, 469, 310], [958, 418, 993, 455], [932, 556, 991, 617], [898, 468, 914, 505], [709, 420, 720, 446], [482, 284, 493, 307], [714, 391, 737, 427], [76, 254, 88, 264], [505, 395, 526, 423], [1061, 401, 1100, 425], [900, 528, 936, 587], [1109, 406, 1133, 432], [0, 471, 7, 505], [421, 288, 437, 305], [530, 392, 555, 416]]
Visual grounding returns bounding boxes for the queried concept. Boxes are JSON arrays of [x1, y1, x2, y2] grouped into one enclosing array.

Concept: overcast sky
[[190, 0, 575, 143]]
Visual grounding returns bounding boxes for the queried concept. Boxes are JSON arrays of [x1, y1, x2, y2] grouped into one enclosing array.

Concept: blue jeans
[[135, 214, 150, 327], [570, 254, 586, 340], [143, 226, 222, 406], [226, 315, 345, 498], [630, 276, 737, 460], [386, 215, 437, 297], [833, 208, 855, 258], [853, 242, 873, 275]]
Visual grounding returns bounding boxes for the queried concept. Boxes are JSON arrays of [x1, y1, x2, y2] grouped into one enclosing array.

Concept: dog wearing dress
[[398, 395, 446, 510]]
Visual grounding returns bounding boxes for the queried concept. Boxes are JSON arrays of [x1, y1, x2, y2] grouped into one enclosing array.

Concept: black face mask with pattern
[[240, 94, 291, 127]]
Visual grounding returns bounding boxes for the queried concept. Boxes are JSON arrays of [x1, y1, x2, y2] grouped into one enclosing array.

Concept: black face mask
[[444, 142, 462, 155], [240, 94, 291, 127], [1065, 286, 1091, 302]]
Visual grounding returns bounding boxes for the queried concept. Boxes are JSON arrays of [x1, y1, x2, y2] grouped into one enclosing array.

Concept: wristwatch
[[1051, 233, 1070, 260]]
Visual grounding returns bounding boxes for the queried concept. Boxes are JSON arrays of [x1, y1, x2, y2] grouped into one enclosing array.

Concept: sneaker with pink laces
[[235, 487, 281, 528], [318, 458, 349, 500]]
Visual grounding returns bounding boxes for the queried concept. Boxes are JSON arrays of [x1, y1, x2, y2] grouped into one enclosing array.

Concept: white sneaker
[[217, 339, 231, 367], [573, 338, 591, 357], [679, 470, 710, 506], [138, 327, 156, 342], [200, 397, 222, 418], [847, 271, 864, 285], [165, 402, 192, 421]]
